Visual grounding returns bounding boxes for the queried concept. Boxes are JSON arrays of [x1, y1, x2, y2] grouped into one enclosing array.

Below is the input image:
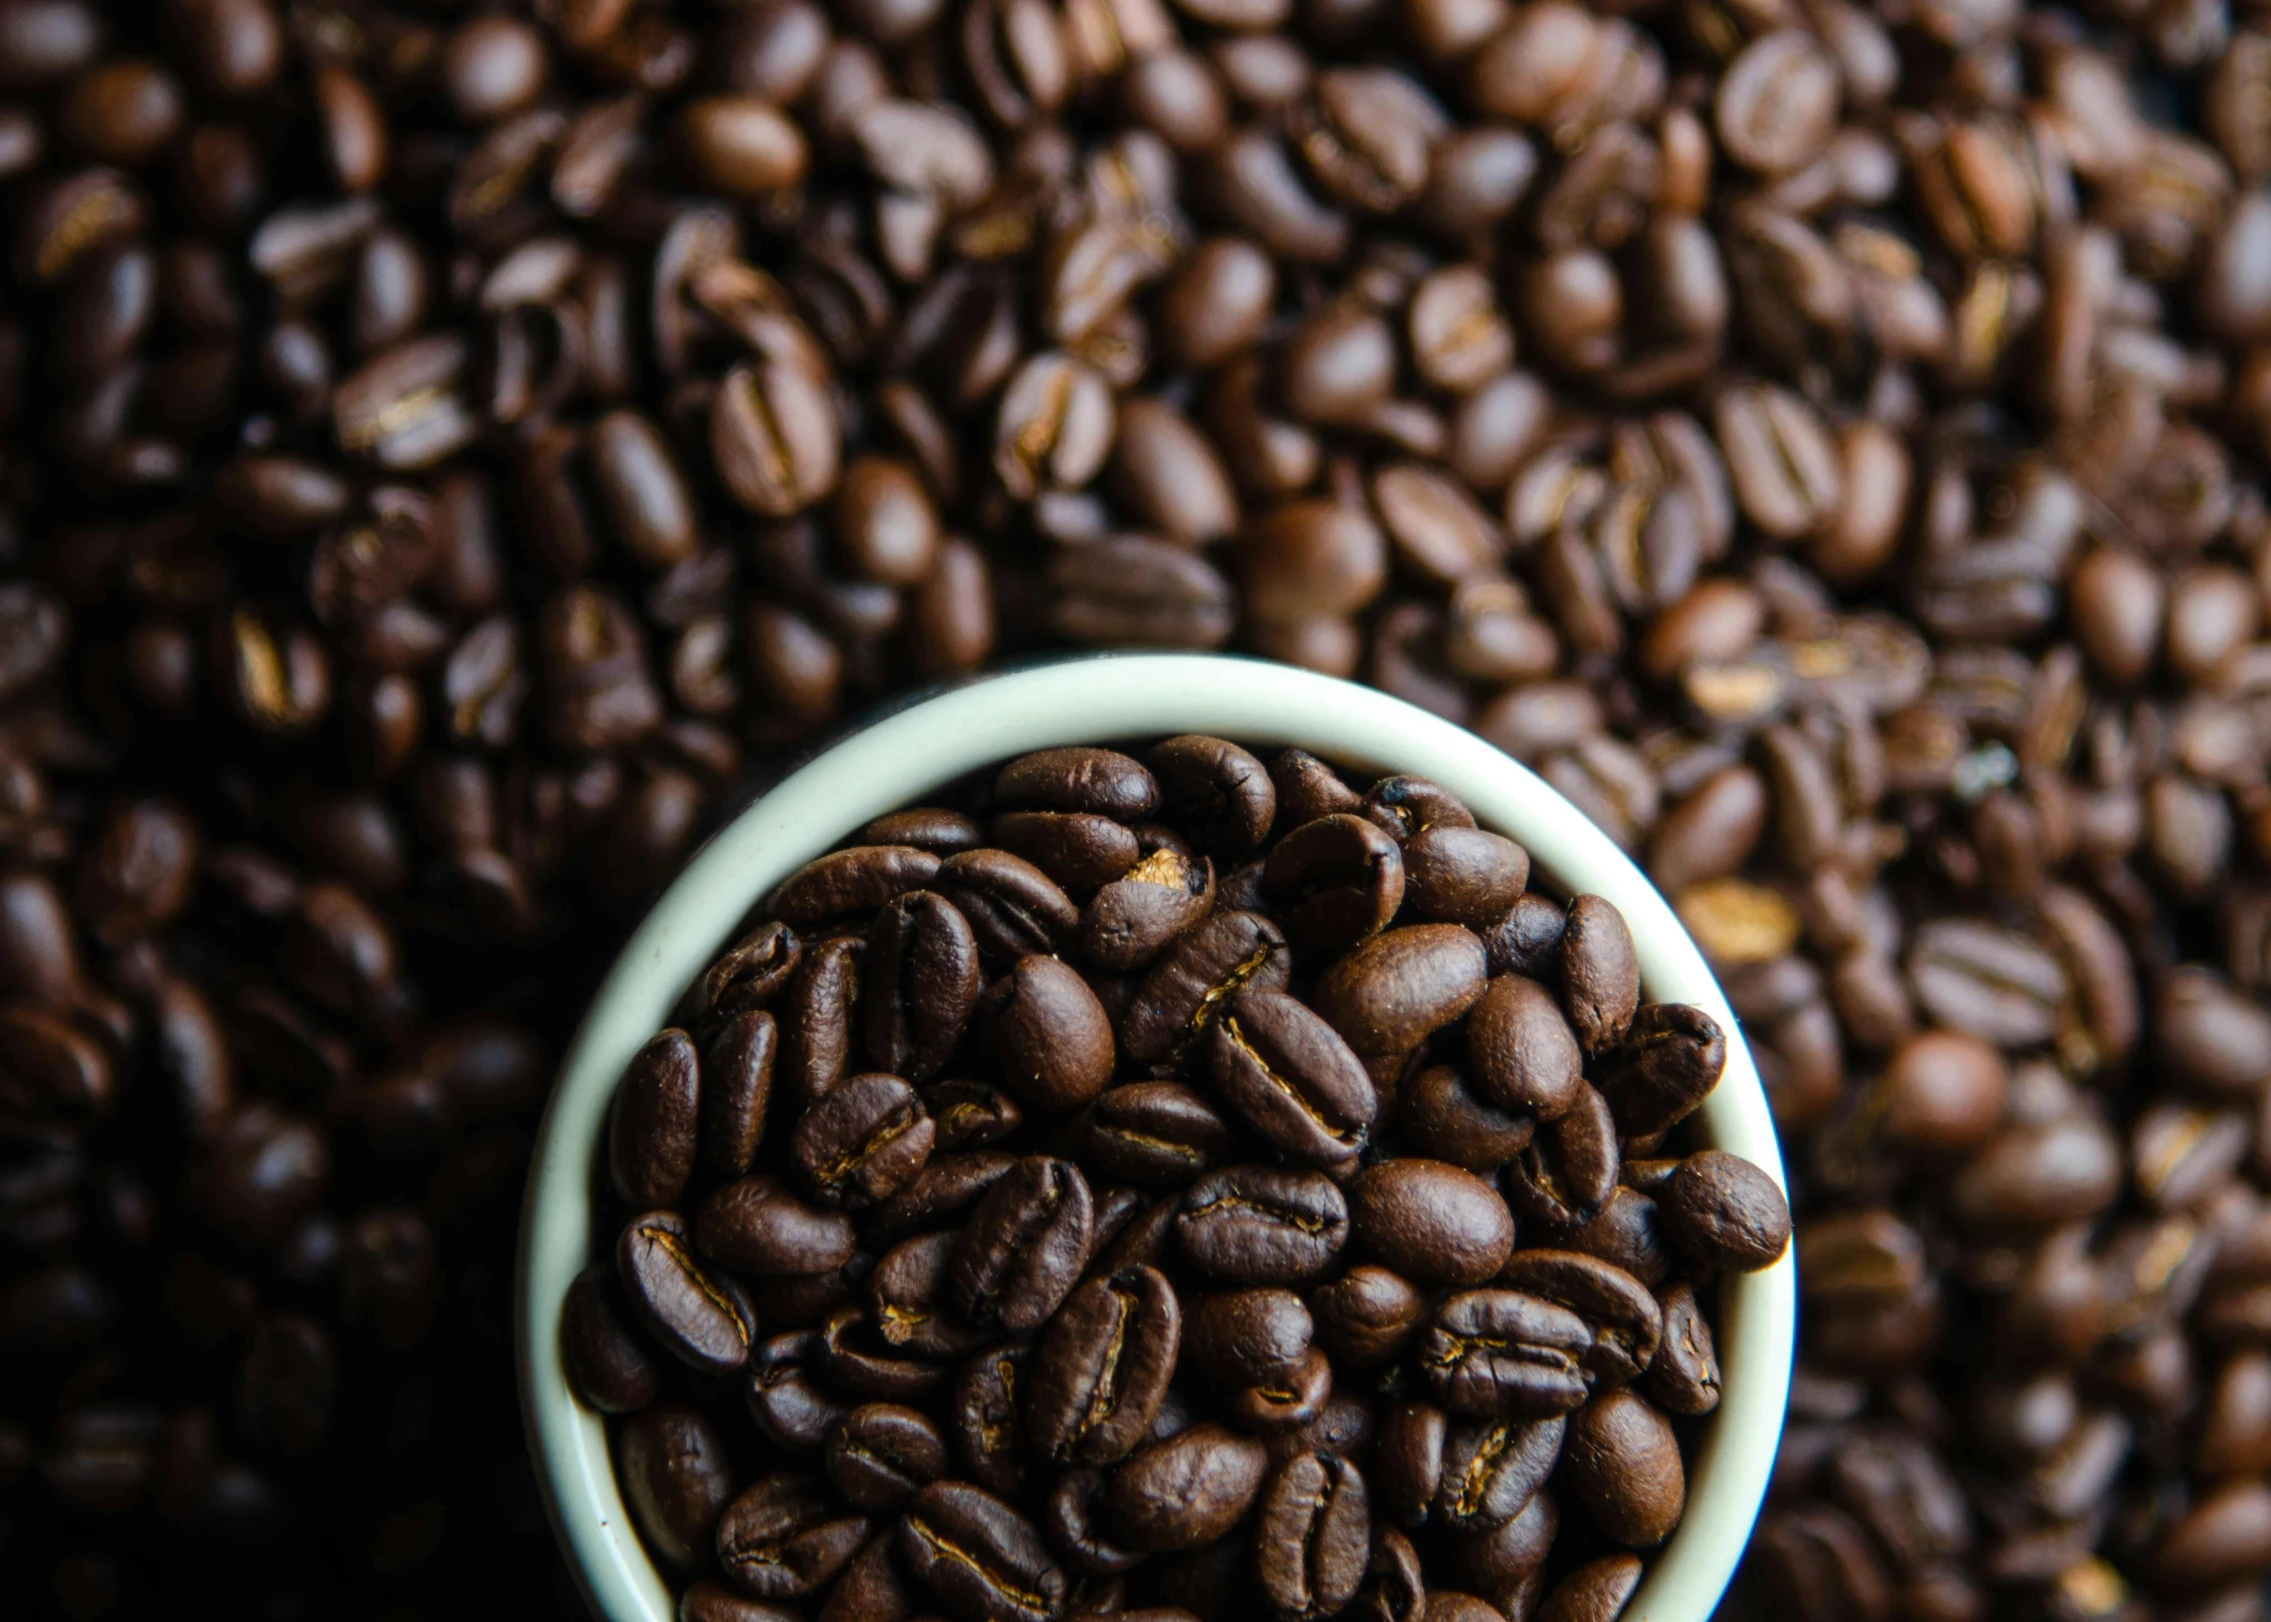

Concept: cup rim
[[516, 651, 1797, 1622]]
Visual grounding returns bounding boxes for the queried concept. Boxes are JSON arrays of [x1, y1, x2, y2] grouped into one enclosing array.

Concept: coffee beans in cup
[[569, 739, 1789, 1622]]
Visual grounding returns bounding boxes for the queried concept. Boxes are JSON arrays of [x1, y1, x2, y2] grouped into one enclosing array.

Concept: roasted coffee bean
[[866, 892, 981, 1083], [1399, 1063, 1538, 1170], [1484, 895, 1568, 981], [774, 847, 942, 927], [826, 1404, 947, 1511], [993, 812, 1144, 892], [784, 936, 865, 1106], [1121, 910, 1293, 1067], [1188, 1286, 1313, 1386], [563, 1265, 663, 1415], [1077, 846, 1215, 972], [1533, 1554, 1641, 1622], [611, 1029, 702, 1208], [1593, 1004, 1725, 1139], [1660, 1150, 1792, 1272], [1255, 1451, 1372, 1619], [706, 923, 805, 1020], [1208, 989, 1378, 1170], [1044, 1465, 1147, 1578], [899, 1481, 1069, 1622], [1561, 1391, 1684, 1548], [1313, 924, 1489, 1068], [1505, 1085, 1620, 1229], [1403, 827, 1530, 927], [790, 1073, 935, 1209], [1178, 1165, 1351, 1284], [749, 1332, 851, 1455], [698, 1175, 858, 1277], [950, 1154, 1094, 1334], [870, 1231, 991, 1361], [1437, 1415, 1568, 1532], [619, 1210, 760, 1377], [1108, 1424, 1272, 1553], [1312, 1265, 1428, 1368], [998, 749, 1160, 821], [1467, 975, 1583, 1120], [620, 1402, 739, 1571], [1496, 1252, 1662, 1384], [1546, 1187, 1671, 1289], [936, 851, 1080, 962], [1643, 1283, 1720, 1416], [1559, 898, 1639, 1056], [1089, 1082, 1234, 1187], [1348, 1160, 1515, 1286], [1420, 1291, 1595, 1418], [981, 956, 1115, 1113], [1150, 736, 1277, 857], [1263, 814, 1406, 952], [952, 1343, 1033, 1498], [717, 1472, 871, 1599], [703, 1012, 778, 1178], [1028, 1265, 1181, 1466]]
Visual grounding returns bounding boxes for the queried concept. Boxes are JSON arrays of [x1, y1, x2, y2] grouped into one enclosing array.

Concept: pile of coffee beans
[[568, 738, 1791, 1622], [6, 0, 2271, 1615]]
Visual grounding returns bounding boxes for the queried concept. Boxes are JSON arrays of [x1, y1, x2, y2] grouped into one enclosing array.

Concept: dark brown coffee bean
[[1314, 925, 1489, 1068], [950, 1154, 1095, 1334], [993, 812, 1144, 893], [937, 850, 1080, 963], [1148, 735, 1277, 857], [620, 1402, 738, 1571], [705, 922, 805, 1020], [1559, 898, 1638, 1056], [868, 1231, 991, 1361], [1403, 828, 1529, 928], [1399, 1064, 1536, 1171], [827, 1404, 947, 1511], [1028, 1265, 1181, 1466], [981, 956, 1115, 1113], [790, 1073, 935, 1209], [703, 1011, 778, 1178], [1592, 1004, 1725, 1139], [774, 846, 942, 927], [717, 1472, 872, 1599], [1256, 1450, 1372, 1619], [1419, 1291, 1594, 1418], [1483, 895, 1566, 981], [1349, 1160, 1514, 1286], [1263, 814, 1406, 952], [1109, 1424, 1272, 1553], [1437, 1415, 1567, 1533], [784, 936, 864, 1106], [951, 1343, 1032, 1498], [997, 748, 1159, 819], [611, 1029, 701, 1208], [1560, 1391, 1683, 1548], [619, 1209, 760, 1377], [899, 1481, 1069, 1622], [699, 1174, 859, 1276], [1178, 1165, 1351, 1284], [1121, 910, 1293, 1068], [1188, 1286, 1313, 1386], [1505, 1085, 1620, 1230], [1660, 1150, 1791, 1271], [866, 892, 981, 1083], [1208, 989, 1377, 1170], [1642, 1282, 1719, 1415], [1533, 1554, 1641, 1622], [1311, 1265, 1428, 1369], [1078, 846, 1215, 972], [1495, 1252, 1662, 1384], [750, 1332, 851, 1455], [1466, 975, 1582, 1120], [1090, 1082, 1234, 1187], [1044, 1466, 1147, 1578], [562, 1265, 663, 1415]]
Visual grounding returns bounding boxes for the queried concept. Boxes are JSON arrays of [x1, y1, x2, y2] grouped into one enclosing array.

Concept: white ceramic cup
[[517, 653, 1796, 1622]]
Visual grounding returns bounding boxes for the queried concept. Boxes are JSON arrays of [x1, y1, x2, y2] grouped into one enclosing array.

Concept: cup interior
[[516, 652, 1797, 1622]]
